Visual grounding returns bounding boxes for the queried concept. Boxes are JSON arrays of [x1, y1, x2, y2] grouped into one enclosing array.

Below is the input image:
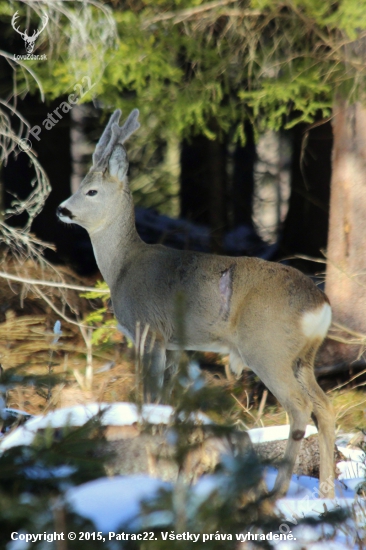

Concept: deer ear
[[109, 145, 128, 182]]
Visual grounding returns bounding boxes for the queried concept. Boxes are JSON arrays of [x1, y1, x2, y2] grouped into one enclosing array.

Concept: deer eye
[[86, 190, 98, 196]]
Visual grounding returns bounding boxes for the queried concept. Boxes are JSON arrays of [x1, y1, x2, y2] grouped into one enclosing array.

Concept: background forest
[[0, 1, 366, 547], [2, 0, 366, 346]]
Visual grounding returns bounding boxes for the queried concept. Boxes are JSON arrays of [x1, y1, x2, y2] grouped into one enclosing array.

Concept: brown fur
[[57, 110, 335, 497]]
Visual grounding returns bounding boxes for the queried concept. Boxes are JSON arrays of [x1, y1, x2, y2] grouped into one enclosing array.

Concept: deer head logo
[[11, 11, 48, 54]]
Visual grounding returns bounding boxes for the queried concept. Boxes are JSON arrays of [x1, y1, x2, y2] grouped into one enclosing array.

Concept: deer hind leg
[[267, 378, 312, 496], [236, 347, 313, 496], [295, 344, 335, 497], [272, 391, 312, 495]]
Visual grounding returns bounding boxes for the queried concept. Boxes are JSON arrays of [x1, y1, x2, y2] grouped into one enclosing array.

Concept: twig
[[32, 286, 89, 329], [0, 50, 45, 101], [231, 392, 258, 425], [281, 254, 327, 265], [335, 396, 366, 422], [43, 384, 66, 413], [331, 322, 366, 340], [350, 380, 366, 391], [47, 348, 54, 402], [0, 271, 109, 293], [142, 0, 260, 27], [224, 362, 235, 381], [327, 368, 366, 394], [79, 325, 93, 390], [139, 323, 150, 358], [256, 389, 268, 426]]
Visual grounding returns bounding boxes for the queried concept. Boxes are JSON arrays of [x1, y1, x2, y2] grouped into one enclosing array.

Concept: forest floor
[[1, 259, 365, 548], [0, 258, 365, 436]]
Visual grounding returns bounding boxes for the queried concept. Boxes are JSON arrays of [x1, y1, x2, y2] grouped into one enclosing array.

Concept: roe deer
[[57, 109, 335, 496]]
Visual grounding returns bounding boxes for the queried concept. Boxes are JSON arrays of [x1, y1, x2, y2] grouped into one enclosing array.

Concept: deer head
[[57, 109, 140, 234], [12, 11, 48, 54]]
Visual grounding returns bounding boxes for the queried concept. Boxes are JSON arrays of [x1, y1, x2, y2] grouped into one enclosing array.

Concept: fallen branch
[[0, 271, 109, 293]]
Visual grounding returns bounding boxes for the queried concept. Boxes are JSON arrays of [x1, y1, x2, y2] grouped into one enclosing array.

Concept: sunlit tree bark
[[326, 99, 366, 338]]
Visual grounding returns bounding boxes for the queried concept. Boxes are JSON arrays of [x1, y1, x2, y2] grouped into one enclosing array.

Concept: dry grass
[[201, 362, 366, 435], [228, 387, 366, 437], [5, 352, 135, 415], [1, 261, 365, 439], [3, 314, 364, 436], [0, 259, 135, 414], [332, 390, 366, 434]]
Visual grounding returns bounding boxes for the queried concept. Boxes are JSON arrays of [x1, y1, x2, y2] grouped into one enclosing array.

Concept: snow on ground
[[0, 402, 211, 452], [66, 475, 171, 532], [265, 467, 357, 499], [64, 472, 364, 548], [248, 425, 318, 444], [2, 403, 365, 547]]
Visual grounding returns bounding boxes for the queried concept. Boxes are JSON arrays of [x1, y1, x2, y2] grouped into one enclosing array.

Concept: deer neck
[[88, 194, 143, 288]]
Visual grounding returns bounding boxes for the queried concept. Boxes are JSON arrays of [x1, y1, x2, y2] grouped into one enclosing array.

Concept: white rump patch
[[301, 303, 332, 339]]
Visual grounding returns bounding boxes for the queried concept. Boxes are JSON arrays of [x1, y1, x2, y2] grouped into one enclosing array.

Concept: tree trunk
[[180, 131, 227, 252], [281, 121, 332, 271], [231, 121, 256, 228], [326, 99, 366, 338]]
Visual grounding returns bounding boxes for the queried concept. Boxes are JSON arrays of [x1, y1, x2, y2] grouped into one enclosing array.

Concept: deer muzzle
[[57, 205, 74, 221]]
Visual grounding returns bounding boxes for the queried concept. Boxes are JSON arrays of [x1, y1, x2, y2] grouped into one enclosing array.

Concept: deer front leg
[[138, 330, 167, 403], [163, 350, 182, 402]]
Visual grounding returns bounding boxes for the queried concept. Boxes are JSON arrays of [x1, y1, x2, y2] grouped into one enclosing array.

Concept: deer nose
[[57, 205, 73, 219]]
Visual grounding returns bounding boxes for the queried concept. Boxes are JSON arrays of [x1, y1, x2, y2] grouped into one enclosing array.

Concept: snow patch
[[248, 424, 318, 444], [66, 475, 170, 533], [0, 402, 211, 452]]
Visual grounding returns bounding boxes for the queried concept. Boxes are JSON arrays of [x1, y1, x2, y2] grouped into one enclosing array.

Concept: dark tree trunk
[[231, 121, 256, 228], [281, 120, 332, 271], [180, 130, 227, 252], [30, 101, 72, 246]]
